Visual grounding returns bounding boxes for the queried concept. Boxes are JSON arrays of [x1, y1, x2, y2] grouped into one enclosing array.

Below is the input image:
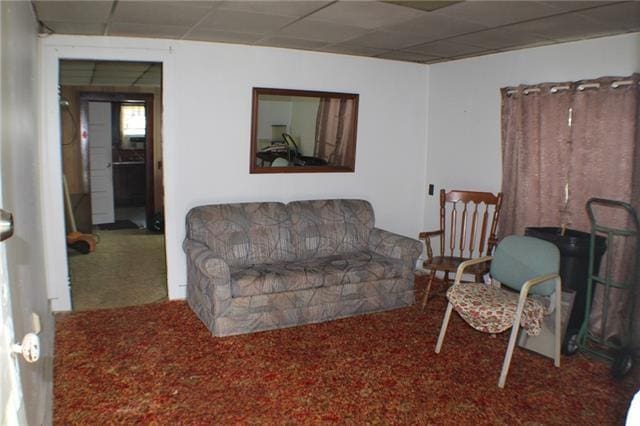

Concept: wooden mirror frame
[[250, 87, 359, 174]]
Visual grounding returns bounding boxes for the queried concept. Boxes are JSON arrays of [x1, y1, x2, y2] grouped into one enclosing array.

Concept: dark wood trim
[[250, 165, 355, 174], [252, 87, 359, 100], [250, 87, 359, 174], [249, 89, 259, 173], [79, 92, 156, 223]]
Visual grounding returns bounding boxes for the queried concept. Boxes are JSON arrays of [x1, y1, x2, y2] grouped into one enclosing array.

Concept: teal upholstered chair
[[435, 235, 562, 388]]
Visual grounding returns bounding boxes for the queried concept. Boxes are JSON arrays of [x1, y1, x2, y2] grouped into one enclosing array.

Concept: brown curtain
[[500, 74, 640, 349], [499, 83, 573, 236], [567, 76, 640, 346], [314, 98, 354, 166]]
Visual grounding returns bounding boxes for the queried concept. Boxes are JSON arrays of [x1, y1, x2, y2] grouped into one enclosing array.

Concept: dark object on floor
[[149, 212, 164, 233], [53, 276, 637, 424], [97, 220, 139, 230], [66, 231, 96, 254], [525, 226, 606, 348]]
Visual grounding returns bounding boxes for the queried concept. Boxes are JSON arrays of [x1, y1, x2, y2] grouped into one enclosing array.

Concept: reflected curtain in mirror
[[314, 98, 355, 166]]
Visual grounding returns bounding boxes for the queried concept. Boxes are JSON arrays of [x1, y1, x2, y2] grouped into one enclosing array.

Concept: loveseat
[[183, 199, 422, 336]]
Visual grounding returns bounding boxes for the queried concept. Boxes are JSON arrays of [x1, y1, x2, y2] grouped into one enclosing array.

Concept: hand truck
[[565, 198, 638, 378]]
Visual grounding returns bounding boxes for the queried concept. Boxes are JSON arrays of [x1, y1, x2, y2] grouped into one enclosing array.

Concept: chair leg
[[421, 270, 437, 311], [498, 322, 521, 388], [435, 302, 454, 354]]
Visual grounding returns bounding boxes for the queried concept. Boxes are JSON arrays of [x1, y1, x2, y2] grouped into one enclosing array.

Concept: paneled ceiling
[[37, 1, 640, 66], [59, 60, 162, 87]]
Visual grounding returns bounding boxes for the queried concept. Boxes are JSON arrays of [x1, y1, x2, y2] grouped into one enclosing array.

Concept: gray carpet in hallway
[[68, 229, 167, 311]]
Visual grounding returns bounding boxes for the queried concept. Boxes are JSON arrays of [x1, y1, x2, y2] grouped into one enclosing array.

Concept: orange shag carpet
[[54, 277, 638, 424]]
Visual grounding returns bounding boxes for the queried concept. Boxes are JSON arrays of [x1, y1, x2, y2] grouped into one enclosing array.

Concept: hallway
[[68, 229, 167, 311]]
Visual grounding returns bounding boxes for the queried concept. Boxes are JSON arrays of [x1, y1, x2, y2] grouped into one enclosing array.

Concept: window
[[121, 104, 146, 137]]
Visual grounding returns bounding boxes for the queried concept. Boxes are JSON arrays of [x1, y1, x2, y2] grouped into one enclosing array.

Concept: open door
[[0, 211, 26, 423], [88, 101, 115, 224]]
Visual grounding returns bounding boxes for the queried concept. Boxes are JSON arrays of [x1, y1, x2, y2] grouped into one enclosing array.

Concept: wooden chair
[[419, 189, 503, 310]]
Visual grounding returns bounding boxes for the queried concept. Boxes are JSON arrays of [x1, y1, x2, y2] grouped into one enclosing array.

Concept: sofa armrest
[[184, 240, 230, 280], [369, 228, 423, 267], [183, 239, 232, 322]]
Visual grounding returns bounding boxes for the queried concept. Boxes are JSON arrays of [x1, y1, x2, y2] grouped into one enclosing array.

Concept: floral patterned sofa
[[183, 199, 422, 336]]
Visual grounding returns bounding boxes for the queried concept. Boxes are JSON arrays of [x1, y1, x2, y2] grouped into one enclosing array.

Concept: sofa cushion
[[230, 251, 403, 297], [186, 202, 295, 266], [288, 199, 375, 259]]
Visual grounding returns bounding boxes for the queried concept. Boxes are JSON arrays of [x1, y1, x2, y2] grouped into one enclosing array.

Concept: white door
[[0, 212, 26, 423], [88, 101, 115, 224]]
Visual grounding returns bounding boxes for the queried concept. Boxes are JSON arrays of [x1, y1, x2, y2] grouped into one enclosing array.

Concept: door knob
[[12, 333, 40, 363], [0, 209, 13, 242]]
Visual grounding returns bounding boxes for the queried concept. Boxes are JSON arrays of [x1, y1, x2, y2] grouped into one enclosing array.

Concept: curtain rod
[[577, 83, 599, 91], [506, 79, 639, 96]]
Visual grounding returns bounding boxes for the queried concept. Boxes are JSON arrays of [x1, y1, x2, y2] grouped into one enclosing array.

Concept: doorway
[[59, 60, 167, 311]]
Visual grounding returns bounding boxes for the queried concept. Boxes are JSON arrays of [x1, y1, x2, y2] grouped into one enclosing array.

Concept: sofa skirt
[[188, 277, 415, 337]]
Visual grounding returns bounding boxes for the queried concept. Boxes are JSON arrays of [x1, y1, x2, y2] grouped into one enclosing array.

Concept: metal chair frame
[[435, 256, 562, 388]]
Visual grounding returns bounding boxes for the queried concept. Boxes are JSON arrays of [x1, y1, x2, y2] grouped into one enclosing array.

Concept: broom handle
[[62, 174, 78, 233]]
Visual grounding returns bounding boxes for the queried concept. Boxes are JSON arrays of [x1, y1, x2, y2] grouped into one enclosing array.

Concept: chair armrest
[[418, 230, 444, 239], [418, 230, 443, 261], [369, 228, 423, 266], [515, 273, 562, 353], [453, 256, 493, 285], [520, 273, 561, 300]]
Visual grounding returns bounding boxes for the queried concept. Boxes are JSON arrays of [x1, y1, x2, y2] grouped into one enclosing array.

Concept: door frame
[[39, 39, 174, 312], [80, 92, 157, 226]]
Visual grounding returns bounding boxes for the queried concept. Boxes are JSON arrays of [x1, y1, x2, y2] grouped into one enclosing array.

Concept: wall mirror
[[250, 87, 359, 173]]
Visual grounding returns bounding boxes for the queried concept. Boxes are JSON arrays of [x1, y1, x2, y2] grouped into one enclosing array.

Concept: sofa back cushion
[[186, 202, 295, 266], [288, 199, 375, 259]]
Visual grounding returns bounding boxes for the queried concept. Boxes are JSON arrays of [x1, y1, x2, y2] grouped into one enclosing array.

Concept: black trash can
[[524, 227, 607, 332]]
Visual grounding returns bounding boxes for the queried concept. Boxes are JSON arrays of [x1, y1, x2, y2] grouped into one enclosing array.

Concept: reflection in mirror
[[250, 88, 359, 173]]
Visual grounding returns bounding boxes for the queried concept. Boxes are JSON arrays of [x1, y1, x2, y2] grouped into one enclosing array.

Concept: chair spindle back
[[439, 189, 503, 259]]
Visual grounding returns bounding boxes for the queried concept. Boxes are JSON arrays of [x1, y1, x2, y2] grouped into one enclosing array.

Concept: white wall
[[257, 99, 292, 143], [1, 2, 53, 425], [257, 96, 320, 155], [425, 32, 640, 231], [289, 97, 320, 156], [40, 36, 429, 307]]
